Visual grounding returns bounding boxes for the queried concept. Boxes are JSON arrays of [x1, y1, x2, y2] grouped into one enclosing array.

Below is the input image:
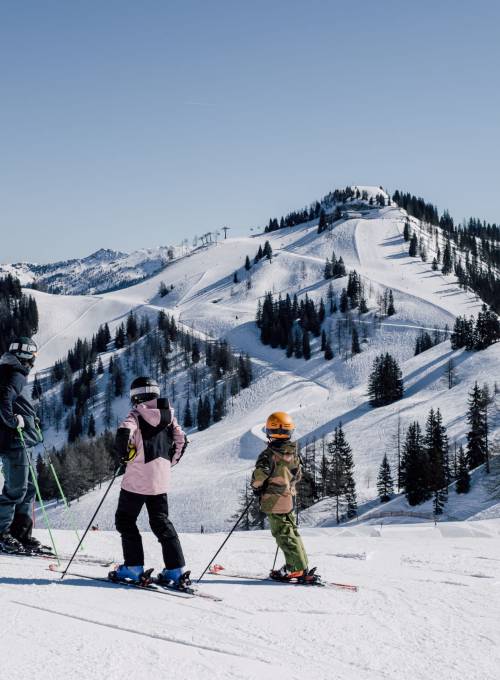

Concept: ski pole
[[271, 545, 279, 572], [40, 440, 84, 550], [17, 428, 60, 564], [197, 498, 253, 583], [60, 468, 120, 580]]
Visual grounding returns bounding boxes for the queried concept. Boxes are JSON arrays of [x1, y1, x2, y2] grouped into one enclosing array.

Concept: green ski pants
[[267, 512, 308, 571]]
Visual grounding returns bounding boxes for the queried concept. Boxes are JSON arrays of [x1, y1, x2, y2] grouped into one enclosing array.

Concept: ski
[[207, 564, 358, 592], [47, 564, 195, 599], [154, 577, 223, 602], [0, 548, 113, 567]]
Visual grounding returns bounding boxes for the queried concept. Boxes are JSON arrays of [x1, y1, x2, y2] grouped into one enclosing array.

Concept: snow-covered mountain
[[0, 245, 182, 295], [15, 184, 498, 535]]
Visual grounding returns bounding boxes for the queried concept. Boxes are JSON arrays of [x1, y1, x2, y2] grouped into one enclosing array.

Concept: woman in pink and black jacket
[[112, 376, 189, 588]]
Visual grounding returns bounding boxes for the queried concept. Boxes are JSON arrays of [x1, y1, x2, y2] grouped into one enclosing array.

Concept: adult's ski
[[0, 547, 113, 567], [208, 564, 358, 592]]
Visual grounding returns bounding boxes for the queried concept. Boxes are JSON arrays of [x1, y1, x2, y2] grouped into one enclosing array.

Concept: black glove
[[115, 428, 134, 466], [252, 487, 263, 498]]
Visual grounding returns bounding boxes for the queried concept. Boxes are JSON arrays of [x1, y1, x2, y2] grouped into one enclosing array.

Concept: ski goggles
[[9, 341, 38, 360], [265, 427, 294, 438]]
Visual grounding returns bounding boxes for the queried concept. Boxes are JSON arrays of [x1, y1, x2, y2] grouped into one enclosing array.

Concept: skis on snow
[[207, 564, 358, 592], [47, 564, 222, 602], [0, 546, 113, 567]]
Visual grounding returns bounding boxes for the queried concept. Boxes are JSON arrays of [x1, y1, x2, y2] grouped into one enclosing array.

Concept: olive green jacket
[[251, 440, 301, 514]]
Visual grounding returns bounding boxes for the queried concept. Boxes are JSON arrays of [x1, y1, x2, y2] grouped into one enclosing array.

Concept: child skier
[[251, 411, 318, 583], [111, 376, 190, 589]]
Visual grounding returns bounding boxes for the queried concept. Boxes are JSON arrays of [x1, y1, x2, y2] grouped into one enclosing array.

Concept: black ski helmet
[[130, 376, 160, 404], [9, 337, 38, 366]]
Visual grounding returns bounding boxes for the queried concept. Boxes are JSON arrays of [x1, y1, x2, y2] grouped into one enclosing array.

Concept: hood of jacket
[[0, 352, 30, 376], [133, 398, 171, 427]]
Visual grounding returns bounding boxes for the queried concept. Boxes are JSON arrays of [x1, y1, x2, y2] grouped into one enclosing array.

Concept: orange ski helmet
[[265, 411, 295, 440]]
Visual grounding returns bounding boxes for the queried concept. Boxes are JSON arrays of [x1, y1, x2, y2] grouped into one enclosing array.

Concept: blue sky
[[1, 0, 499, 263]]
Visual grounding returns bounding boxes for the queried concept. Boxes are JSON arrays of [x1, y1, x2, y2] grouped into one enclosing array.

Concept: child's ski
[[47, 564, 195, 599], [154, 578, 223, 602], [208, 564, 358, 592]]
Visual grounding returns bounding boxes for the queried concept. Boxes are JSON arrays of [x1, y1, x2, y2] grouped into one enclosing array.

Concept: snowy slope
[[19, 186, 499, 533], [2, 522, 500, 680]]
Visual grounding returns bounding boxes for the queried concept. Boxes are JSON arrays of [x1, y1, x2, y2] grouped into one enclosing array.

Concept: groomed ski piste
[[2, 186, 500, 679], [2, 523, 500, 680]]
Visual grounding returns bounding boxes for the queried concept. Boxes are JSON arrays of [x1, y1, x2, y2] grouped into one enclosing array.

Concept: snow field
[[2, 523, 500, 680]]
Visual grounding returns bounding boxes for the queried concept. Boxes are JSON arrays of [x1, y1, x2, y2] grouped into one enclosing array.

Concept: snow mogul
[[111, 376, 190, 589], [251, 411, 319, 583], [0, 337, 44, 554]]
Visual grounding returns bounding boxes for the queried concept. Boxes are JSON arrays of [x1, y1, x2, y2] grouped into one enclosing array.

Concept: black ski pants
[[115, 489, 185, 569]]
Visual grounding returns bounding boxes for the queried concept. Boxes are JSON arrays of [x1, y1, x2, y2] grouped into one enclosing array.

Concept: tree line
[[33, 309, 254, 446], [376, 381, 494, 513], [395, 188, 500, 313], [0, 274, 39, 354]]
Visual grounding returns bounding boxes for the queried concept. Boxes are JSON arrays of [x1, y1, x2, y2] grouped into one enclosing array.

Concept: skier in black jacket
[[0, 337, 42, 553]]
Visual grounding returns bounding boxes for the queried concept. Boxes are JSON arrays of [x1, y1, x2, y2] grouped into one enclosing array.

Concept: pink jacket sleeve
[[170, 415, 187, 467]]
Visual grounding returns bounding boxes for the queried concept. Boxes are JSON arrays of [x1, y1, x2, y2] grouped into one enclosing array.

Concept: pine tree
[[409, 233, 418, 257], [387, 290, 395, 316], [126, 311, 139, 343], [332, 256, 346, 278], [263, 240, 273, 261], [342, 437, 357, 519], [233, 271, 239, 284], [31, 375, 43, 400], [377, 454, 394, 503], [87, 414, 96, 437], [401, 422, 429, 505], [245, 255, 251, 271], [424, 408, 448, 515], [441, 240, 453, 275], [339, 289, 349, 313], [112, 356, 125, 397], [324, 259, 333, 280], [97, 356, 104, 374], [432, 257, 438, 271], [183, 399, 193, 428], [321, 329, 327, 352], [466, 382, 488, 469], [474, 305, 500, 350], [302, 330, 311, 360], [368, 353, 404, 407], [403, 222, 411, 241], [324, 341, 333, 360], [359, 297, 369, 314], [351, 327, 361, 355], [326, 425, 356, 522], [317, 208, 327, 234], [455, 445, 470, 494]]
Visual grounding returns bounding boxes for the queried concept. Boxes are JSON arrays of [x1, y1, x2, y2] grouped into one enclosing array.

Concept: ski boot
[[0, 532, 25, 554], [296, 567, 322, 585], [108, 565, 153, 586], [19, 536, 50, 554], [270, 565, 321, 584], [157, 567, 192, 592]]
